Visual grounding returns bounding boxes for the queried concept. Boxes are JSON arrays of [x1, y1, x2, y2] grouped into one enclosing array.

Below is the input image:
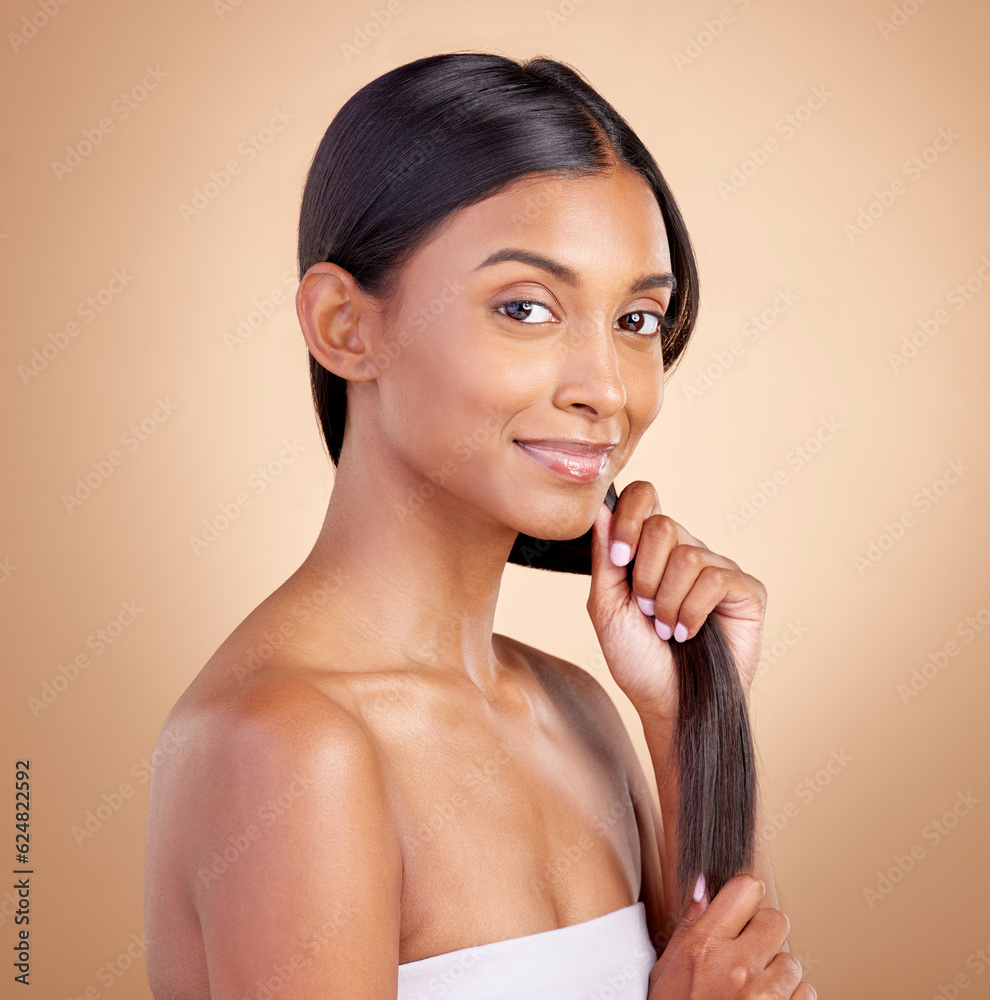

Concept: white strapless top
[[397, 901, 656, 999]]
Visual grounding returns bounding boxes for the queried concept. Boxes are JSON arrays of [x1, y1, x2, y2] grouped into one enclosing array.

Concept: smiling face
[[355, 164, 674, 541]]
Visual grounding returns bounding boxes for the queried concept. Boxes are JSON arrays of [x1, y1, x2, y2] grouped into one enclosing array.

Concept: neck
[[293, 420, 521, 696]]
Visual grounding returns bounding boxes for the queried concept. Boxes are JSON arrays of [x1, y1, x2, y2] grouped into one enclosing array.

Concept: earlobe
[[295, 262, 380, 382]]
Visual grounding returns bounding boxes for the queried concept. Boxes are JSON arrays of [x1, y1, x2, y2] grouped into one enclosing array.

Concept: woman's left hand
[[587, 480, 768, 726]]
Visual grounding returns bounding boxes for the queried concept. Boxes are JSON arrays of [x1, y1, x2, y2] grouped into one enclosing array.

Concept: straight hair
[[297, 50, 755, 918]]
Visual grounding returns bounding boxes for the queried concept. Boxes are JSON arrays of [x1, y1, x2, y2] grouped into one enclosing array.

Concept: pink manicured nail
[[673, 621, 688, 642], [654, 619, 673, 641], [635, 595, 655, 617], [693, 873, 706, 902], [610, 541, 631, 566]]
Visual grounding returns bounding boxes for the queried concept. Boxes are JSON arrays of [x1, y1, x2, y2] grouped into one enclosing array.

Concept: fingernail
[[609, 541, 631, 566], [673, 621, 688, 642], [635, 595, 655, 617], [654, 619, 672, 641], [692, 872, 706, 902]]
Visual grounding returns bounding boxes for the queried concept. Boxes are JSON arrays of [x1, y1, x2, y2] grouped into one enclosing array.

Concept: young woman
[[144, 52, 816, 1000]]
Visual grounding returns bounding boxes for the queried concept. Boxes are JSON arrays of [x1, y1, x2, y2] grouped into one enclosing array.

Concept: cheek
[[627, 358, 664, 426], [378, 320, 516, 470]]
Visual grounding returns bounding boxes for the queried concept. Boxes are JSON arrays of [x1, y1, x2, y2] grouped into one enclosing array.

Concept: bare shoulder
[[150, 671, 397, 868], [154, 658, 357, 774], [145, 664, 403, 998]]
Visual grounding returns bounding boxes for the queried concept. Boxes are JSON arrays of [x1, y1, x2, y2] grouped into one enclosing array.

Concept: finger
[[606, 480, 663, 567], [676, 880, 710, 929], [764, 949, 805, 993], [738, 905, 792, 958], [628, 514, 726, 623], [658, 563, 764, 642], [627, 514, 678, 619], [693, 873, 766, 942], [650, 886, 709, 981], [651, 546, 740, 641], [588, 499, 633, 618]]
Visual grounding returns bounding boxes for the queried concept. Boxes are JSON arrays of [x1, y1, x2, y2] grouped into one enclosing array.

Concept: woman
[[144, 52, 815, 999]]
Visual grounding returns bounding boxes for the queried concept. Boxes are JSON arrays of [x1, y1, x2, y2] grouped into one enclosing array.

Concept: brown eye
[[618, 311, 663, 337], [496, 300, 554, 323]]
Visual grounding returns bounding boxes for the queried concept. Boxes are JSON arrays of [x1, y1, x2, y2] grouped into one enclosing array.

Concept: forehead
[[408, 166, 673, 281]]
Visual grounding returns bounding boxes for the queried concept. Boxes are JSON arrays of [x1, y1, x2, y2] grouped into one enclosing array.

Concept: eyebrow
[[474, 247, 676, 295]]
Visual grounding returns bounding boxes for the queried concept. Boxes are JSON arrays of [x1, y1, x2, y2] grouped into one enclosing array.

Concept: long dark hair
[[297, 51, 755, 919]]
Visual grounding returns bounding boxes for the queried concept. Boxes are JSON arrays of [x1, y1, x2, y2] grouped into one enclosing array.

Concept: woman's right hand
[[647, 874, 817, 999]]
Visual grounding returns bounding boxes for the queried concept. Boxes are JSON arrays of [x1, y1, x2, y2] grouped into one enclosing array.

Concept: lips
[[514, 439, 617, 482], [514, 439, 618, 455]]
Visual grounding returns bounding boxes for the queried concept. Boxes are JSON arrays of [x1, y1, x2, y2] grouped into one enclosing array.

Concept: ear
[[295, 262, 383, 382]]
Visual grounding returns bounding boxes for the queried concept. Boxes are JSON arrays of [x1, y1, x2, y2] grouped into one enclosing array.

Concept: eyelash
[[493, 299, 674, 339]]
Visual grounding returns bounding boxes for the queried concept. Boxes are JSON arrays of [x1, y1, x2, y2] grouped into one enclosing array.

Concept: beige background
[[2, 0, 988, 996]]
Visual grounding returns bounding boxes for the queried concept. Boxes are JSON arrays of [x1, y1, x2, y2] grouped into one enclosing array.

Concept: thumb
[[652, 875, 710, 978], [588, 499, 633, 616], [672, 874, 710, 934]]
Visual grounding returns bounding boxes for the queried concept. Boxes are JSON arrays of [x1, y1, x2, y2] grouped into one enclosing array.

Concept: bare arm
[[149, 677, 403, 998]]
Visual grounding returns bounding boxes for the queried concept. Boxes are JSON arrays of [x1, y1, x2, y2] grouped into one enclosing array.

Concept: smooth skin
[[144, 161, 815, 999]]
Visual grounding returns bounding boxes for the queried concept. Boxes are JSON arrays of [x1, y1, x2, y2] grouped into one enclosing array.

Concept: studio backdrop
[[2, 1, 988, 997]]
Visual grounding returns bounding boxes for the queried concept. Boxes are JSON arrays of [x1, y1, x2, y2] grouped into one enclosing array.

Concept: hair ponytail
[[507, 481, 757, 915]]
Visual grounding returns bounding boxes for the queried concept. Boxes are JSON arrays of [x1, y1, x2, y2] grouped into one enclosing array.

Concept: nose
[[552, 316, 627, 417]]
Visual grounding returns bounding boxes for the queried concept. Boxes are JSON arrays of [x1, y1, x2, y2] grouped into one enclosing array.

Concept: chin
[[515, 494, 605, 542]]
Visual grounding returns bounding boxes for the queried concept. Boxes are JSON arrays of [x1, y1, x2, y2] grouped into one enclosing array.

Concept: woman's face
[[367, 164, 673, 542]]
